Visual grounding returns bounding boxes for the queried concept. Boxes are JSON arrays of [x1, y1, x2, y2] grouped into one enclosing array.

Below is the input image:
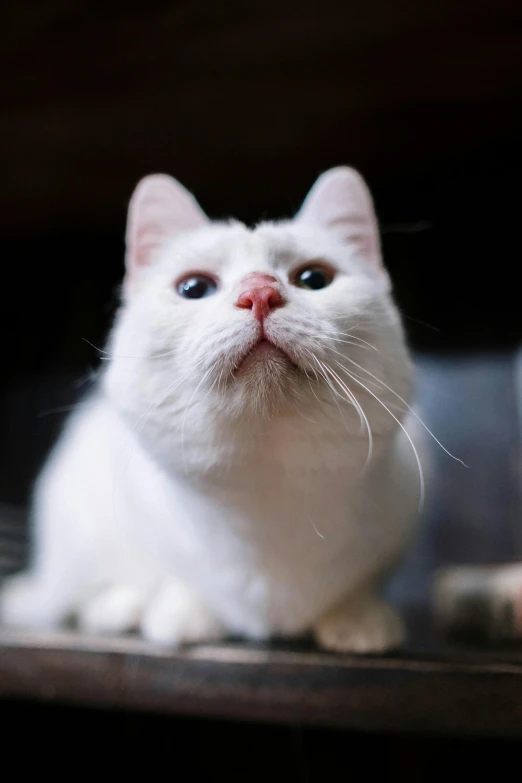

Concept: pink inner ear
[[297, 167, 384, 272], [125, 174, 209, 285]]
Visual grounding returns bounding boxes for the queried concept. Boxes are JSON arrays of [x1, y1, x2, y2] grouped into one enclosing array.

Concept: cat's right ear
[[125, 174, 209, 292], [296, 167, 385, 278]]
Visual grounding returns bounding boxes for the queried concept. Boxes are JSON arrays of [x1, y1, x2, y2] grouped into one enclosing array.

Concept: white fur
[[0, 167, 420, 651]]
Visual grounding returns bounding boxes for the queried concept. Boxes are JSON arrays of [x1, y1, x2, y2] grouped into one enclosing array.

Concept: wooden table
[[2, 622, 522, 738]]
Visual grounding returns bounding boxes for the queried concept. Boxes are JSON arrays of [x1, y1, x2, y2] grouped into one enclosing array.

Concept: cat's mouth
[[235, 338, 297, 373]]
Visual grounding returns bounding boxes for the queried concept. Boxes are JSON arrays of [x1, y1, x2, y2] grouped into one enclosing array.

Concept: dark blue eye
[[294, 266, 334, 290], [176, 274, 218, 299]]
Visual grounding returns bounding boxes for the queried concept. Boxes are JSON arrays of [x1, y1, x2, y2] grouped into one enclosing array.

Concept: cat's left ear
[[125, 174, 209, 291], [296, 167, 385, 277]]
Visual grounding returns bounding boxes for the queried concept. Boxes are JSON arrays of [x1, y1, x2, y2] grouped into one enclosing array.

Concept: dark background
[[1, 1, 522, 773]]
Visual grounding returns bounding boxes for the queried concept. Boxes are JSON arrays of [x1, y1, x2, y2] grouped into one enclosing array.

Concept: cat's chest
[[126, 429, 370, 555], [131, 461, 365, 579], [121, 446, 393, 636], [144, 483, 367, 634]]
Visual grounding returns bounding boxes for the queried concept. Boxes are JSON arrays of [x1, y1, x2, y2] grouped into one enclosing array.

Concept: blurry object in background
[[432, 342, 522, 642], [433, 563, 522, 640]]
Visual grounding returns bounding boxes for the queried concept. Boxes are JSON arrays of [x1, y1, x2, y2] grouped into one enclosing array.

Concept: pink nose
[[235, 273, 284, 323]]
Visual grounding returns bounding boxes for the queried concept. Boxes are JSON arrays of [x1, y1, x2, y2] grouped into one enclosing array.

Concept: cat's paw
[[0, 573, 60, 629], [77, 585, 146, 635], [314, 596, 404, 654], [0, 574, 34, 626], [141, 582, 224, 647]]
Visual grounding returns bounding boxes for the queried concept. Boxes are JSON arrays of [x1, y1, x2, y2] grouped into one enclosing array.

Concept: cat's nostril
[[236, 285, 284, 322]]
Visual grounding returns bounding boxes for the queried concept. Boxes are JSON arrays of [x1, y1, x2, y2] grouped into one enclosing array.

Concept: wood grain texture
[[2, 628, 522, 737]]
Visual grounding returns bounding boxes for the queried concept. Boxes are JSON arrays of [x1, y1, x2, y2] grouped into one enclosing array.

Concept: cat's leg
[[141, 580, 225, 647], [0, 570, 74, 630], [0, 502, 102, 631], [76, 584, 148, 636], [313, 592, 404, 653], [0, 502, 146, 633], [2, 568, 156, 637]]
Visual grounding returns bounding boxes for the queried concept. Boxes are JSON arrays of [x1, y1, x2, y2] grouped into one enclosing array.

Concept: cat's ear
[[296, 167, 384, 274], [125, 174, 209, 288]]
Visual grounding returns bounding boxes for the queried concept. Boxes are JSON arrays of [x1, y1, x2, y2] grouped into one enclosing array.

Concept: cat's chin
[[235, 338, 296, 375], [223, 342, 302, 417]]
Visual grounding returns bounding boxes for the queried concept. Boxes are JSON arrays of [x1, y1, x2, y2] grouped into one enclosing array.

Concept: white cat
[[0, 167, 421, 652]]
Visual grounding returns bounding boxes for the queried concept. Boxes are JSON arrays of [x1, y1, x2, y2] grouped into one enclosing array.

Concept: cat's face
[[104, 168, 412, 468]]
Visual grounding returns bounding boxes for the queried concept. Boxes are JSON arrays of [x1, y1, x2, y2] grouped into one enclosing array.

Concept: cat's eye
[[176, 274, 218, 299], [293, 265, 334, 290]]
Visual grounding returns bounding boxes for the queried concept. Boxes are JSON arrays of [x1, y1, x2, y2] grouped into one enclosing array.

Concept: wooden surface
[[2, 626, 522, 738], [2, 351, 522, 735]]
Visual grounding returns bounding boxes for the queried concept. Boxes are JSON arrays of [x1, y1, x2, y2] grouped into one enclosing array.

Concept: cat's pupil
[[296, 268, 330, 290], [177, 275, 217, 299]]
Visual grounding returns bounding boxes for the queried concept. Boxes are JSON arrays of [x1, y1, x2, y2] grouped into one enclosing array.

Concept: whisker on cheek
[[333, 361, 425, 510], [311, 353, 373, 469], [335, 354, 466, 467], [83, 337, 181, 361]]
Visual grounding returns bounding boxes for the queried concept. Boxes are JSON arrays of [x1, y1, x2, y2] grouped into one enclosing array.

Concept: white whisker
[[328, 336, 372, 351], [315, 357, 373, 469], [306, 372, 327, 408], [336, 364, 425, 509], [308, 352, 353, 433], [337, 355, 466, 466], [83, 337, 179, 361], [310, 519, 325, 539], [306, 350, 368, 454], [330, 331, 379, 351]]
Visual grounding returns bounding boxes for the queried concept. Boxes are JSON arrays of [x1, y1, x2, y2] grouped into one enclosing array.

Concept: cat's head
[[104, 168, 412, 468]]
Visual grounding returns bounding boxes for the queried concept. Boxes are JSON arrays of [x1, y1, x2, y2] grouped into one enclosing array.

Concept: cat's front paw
[[77, 584, 146, 636], [314, 595, 404, 654], [0, 573, 61, 629], [141, 582, 224, 647], [0, 574, 36, 627]]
